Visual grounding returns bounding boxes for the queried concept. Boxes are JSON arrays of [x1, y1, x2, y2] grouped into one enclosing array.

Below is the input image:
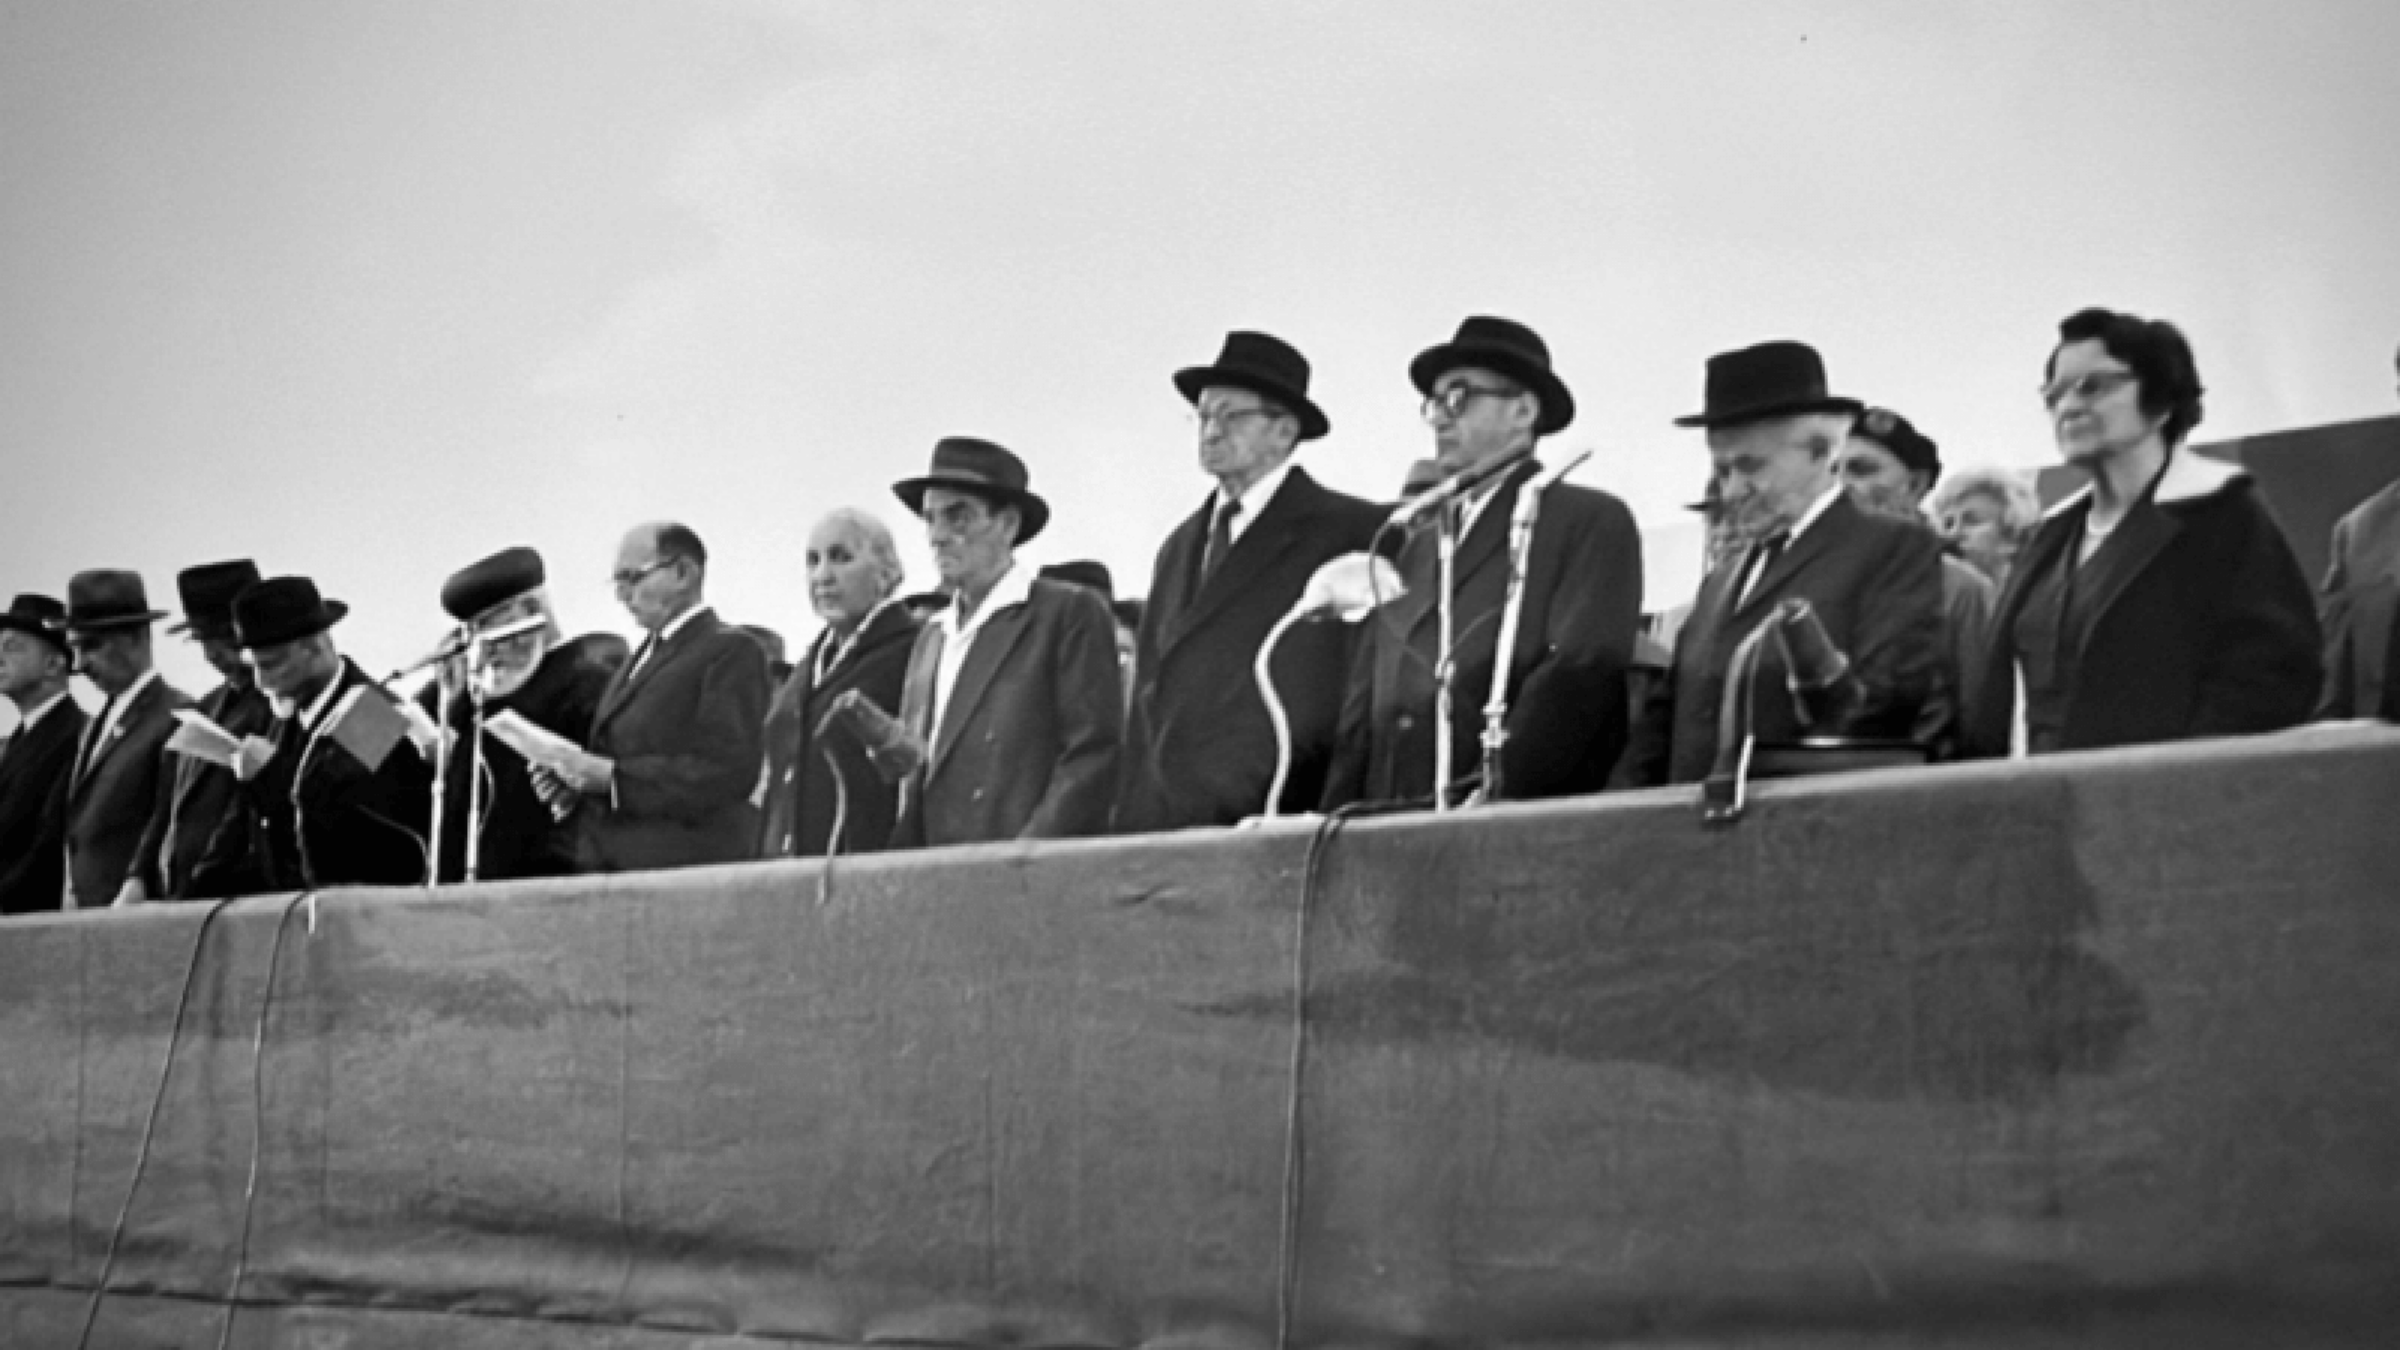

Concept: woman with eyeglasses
[[1960, 308, 2319, 757], [757, 507, 922, 859]]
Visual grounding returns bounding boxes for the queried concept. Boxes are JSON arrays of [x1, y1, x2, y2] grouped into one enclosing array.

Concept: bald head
[[614, 520, 707, 633]]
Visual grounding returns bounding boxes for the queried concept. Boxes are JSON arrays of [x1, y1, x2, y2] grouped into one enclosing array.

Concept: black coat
[[1962, 452, 2321, 756], [191, 658, 436, 896], [62, 674, 189, 906], [1629, 492, 1946, 786], [576, 608, 770, 874], [892, 578, 1123, 849], [1118, 468, 1385, 833], [1322, 459, 1645, 808], [0, 698, 86, 914], [759, 601, 921, 859], [131, 679, 274, 899], [425, 642, 613, 883]]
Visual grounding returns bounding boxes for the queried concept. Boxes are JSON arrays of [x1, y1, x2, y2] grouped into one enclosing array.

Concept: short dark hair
[[654, 523, 708, 569], [2047, 307, 2205, 445]]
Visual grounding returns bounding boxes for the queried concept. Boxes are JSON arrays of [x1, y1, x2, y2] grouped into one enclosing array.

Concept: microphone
[[1520, 447, 1592, 496], [1385, 447, 1535, 528], [1767, 598, 1861, 726], [386, 614, 550, 682]]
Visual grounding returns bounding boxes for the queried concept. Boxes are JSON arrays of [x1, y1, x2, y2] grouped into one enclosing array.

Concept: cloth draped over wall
[[2, 725, 2397, 1348]]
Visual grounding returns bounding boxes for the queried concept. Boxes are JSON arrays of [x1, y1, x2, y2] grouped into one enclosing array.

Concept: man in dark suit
[[2314, 345, 2400, 720], [861, 438, 1120, 848], [423, 546, 613, 882], [541, 522, 770, 873], [189, 576, 436, 896], [56, 570, 191, 908], [1321, 315, 1645, 810], [1627, 341, 1945, 786], [122, 560, 274, 902], [1118, 331, 1383, 831], [0, 595, 86, 914]]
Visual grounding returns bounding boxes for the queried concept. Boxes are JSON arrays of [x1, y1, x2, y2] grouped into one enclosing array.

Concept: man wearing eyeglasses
[[1115, 331, 1384, 832], [540, 522, 770, 873], [1320, 315, 1644, 810]]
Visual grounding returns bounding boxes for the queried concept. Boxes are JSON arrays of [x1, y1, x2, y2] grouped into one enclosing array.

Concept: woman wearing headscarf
[[1962, 308, 2320, 756], [758, 508, 921, 858]]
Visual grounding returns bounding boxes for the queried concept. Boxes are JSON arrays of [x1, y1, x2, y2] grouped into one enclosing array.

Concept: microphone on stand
[[388, 626, 472, 683], [1383, 447, 1535, 529]]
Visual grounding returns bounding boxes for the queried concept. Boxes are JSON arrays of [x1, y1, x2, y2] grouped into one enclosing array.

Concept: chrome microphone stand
[[1478, 450, 1591, 803], [1432, 498, 1461, 812]]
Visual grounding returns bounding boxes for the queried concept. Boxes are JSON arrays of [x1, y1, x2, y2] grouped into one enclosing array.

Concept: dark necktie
[[1199, 499, 1241, 586], [1735, 529, 1790, 608], [76, 695, 118, 787]]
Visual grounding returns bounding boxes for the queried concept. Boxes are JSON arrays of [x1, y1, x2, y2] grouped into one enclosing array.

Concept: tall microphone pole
[[1479, 449, 1591, 803], [1434, 500, 1460, 811]]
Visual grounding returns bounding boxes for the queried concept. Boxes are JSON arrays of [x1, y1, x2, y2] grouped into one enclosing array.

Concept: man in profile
[[539, 522, 770, 873], [189, 576, 436, 895], [58, 570, 190, 908], [0, 595, 85, 914], [1627, 341, 1944, 785], [833, 438, 1119, 848], [1119, 330, 1383, 831], [1322, 315, 1644, 809], [122, 560, 272, 902]]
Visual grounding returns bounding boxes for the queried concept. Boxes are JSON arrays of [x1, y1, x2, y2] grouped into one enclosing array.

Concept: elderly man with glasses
[[1115, 330, 1385, 832], [534, 522, 770, 874], [1320, 315, 1644, 810]]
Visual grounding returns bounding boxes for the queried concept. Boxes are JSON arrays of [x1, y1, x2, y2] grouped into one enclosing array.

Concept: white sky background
[[5, 0, 2398, 704]]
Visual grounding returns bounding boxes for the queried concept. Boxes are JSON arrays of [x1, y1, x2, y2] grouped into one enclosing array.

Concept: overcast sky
[[5, 0, 2397, 705]]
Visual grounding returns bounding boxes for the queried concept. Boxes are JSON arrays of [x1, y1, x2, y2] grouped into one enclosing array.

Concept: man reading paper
[[188, 576, 435, 896]]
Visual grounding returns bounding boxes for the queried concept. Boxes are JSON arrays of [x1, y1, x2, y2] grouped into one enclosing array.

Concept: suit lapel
[[1730, 495, 1849, 623], [931, 599, 1032, 778], [1406, 461, 1534, 639], [2069, 503, 2177, 663], [595, 608, 712, 730], [1163, 473, 1320, 661]]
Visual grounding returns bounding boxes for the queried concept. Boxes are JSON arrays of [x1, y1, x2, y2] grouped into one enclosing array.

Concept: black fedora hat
[[1850, 406, 1942, 484], [1172, 331, 1330, 441], [1038, 559, 1114, 601], [168, 559, 263, 637], [1409, 315, 1576, 435], [0, 594, 71, 655], [233, 575, 349, 650], [442, 546, 546, 622], [61, 569, 169, 632], [892, 437, 1051, 545], [1675, 340, 1863, 429]]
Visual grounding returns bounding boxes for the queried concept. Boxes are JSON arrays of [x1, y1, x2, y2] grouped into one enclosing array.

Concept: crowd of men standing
[[2, 316, 2394, 909]]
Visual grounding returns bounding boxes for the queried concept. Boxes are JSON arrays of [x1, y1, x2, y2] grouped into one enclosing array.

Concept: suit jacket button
[[972, 787, 985, 801], [1396, 714, 1415, 731]]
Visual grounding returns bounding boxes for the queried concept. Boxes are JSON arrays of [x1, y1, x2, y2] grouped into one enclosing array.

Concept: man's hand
[[112, 878, 150, 908], [527, 764, 582, 820]]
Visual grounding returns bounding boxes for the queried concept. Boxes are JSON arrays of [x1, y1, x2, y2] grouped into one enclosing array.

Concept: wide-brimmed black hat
[[1850, 406, 1941, 484], [1038, 559, 1114, 601], [0, 594, 71, 655], [1675, 340, 1862, 429], [892, 437, 1050, 545], [1409, 315, 1576, 435], [1172, 331, 1330, 441], [169, 559, 262, 638], [61, 569, 169, 632], [442, 546, 546, 622], [233, 576, 349, 650]]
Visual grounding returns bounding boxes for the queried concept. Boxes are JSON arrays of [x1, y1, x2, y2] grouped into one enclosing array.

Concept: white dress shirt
[[930, 561, 1034, 750]]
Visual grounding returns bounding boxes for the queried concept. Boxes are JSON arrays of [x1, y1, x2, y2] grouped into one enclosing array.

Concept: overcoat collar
[[803, 601, 916, 699], [1726, 492, 1864, 622], [72, 671, 169, 796], [2019, 449, 2247, 662], [928, 595, 1034, 778]]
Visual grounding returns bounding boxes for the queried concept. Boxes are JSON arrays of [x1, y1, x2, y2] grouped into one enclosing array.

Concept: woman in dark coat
[[758, 508, 922, 858], [1962, 308, 2321, 757]]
